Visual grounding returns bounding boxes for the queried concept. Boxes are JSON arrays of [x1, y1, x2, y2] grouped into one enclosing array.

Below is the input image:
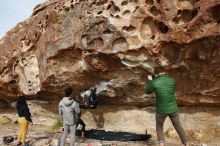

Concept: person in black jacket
[[88, 88, 98, 109], [16, 96, 32, 146]]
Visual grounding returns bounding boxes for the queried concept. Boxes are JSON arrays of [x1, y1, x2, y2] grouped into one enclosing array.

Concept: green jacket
[[145, 75, 178, 114]]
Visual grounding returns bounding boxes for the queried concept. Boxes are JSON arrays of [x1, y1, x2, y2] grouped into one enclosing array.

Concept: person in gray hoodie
[[59, 87, 80, 146]]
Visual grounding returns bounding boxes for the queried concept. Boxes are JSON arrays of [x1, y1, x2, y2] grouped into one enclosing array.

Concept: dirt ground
[[0, 101, 219, 146]]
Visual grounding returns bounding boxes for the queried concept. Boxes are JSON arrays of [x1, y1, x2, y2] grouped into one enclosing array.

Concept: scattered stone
[[165, 128, 179, 139], [0, 115, 11, 125]]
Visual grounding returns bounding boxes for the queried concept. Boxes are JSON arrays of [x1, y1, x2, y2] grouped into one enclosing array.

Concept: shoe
[[17, 142, 22, 146]]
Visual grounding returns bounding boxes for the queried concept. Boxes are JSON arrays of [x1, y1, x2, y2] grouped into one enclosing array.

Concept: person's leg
[[78, 118, 86, 137], [17, 118, 23, 145], [169, 112, 189, 146], [76, 121, 79, 129], [78, 118, 86, 132], [156, 112, 167, 146], [60, 124, 69, 146], [69, 125, 76, 146], [20, 118, 29, 146]]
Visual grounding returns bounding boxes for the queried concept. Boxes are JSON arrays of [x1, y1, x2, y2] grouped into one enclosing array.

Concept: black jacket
[[16, 103, 32, 122]]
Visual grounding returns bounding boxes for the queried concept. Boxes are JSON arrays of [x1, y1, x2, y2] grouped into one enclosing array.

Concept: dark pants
[[156, 112, 188, 144], [76, 118, 86, 132]]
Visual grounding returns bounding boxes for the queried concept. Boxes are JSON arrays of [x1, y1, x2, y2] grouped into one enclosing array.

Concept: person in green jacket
[[145, 67, 189, 146]]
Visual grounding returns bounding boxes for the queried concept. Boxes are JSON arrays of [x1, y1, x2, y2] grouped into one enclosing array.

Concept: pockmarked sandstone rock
[[0, 0, 220, 106]]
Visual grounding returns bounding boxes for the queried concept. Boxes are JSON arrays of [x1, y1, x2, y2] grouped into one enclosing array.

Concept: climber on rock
[[88, 87, 98, 109], [80, 88, 98, 109]]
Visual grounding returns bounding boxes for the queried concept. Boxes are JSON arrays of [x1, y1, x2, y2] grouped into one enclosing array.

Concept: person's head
[[64, 87, 73, 97], [17, 96, 27, 105], [91, 87, 97, 93], [154, 67, 165, 75]]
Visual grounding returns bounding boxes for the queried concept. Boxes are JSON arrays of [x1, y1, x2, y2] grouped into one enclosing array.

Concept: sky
[[0, 0, 46, 38]]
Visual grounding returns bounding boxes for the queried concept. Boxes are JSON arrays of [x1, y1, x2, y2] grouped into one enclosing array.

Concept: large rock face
[[0, 0, 220, 106]]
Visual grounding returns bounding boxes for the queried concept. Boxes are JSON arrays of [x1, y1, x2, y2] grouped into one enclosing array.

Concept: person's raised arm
[[145, 75, 154, 94]]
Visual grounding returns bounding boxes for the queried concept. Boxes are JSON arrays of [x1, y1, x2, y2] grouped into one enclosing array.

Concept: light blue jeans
[[60, 124, 76, 146]]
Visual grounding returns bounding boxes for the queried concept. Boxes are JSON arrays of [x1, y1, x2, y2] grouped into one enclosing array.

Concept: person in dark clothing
[[16, 96, 32, 146], [76, 112, 86, 137], [145, 68, 189, 146], [73, 96, 86, 137], [89, 88, 97, 101], [88, 88, 98, 109]]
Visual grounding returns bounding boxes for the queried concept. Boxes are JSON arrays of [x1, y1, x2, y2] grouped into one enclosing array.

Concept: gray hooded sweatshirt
[[59, 97, 80, 125]]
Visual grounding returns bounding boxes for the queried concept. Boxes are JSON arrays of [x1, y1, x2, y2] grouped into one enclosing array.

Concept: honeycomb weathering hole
[[140, 17, 155, 39], [150, 6, 159, 16], [156, 0, 160, 4], [107, 4, 111, 10], [146, 0, 154, 6], [115, 15, 120, 18], [103, 29, 113, 34], [182, 9, 198, 22], [212, 4, 220, 23], [109, 2, 120, 15], [122, 25, 136, 32], [112, 37, 128, 52], [131, 0, 139, 4], [121, 1, 128, 6], [96, 0, 108, 6], [156, 21, 169, 33], [88, 37, 104, 48], [122, 10, 131, 16], [97, 11, 103, 15], [174, 9, 198, 25]]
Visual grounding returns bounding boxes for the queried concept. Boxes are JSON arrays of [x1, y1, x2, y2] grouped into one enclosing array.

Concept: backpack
[[3, 136, 14, 144]]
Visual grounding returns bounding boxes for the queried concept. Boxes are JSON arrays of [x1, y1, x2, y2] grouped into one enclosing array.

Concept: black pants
[[76, 118, 86, 132]]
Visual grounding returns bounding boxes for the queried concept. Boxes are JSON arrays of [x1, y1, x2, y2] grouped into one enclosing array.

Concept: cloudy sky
[[0, 0, 46, 38]]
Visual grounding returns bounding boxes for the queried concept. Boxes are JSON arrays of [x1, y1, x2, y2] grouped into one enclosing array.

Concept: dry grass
[[52, 117, 62, 131], [187, 128, 219, 143], [58, 10, 68, 21]]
